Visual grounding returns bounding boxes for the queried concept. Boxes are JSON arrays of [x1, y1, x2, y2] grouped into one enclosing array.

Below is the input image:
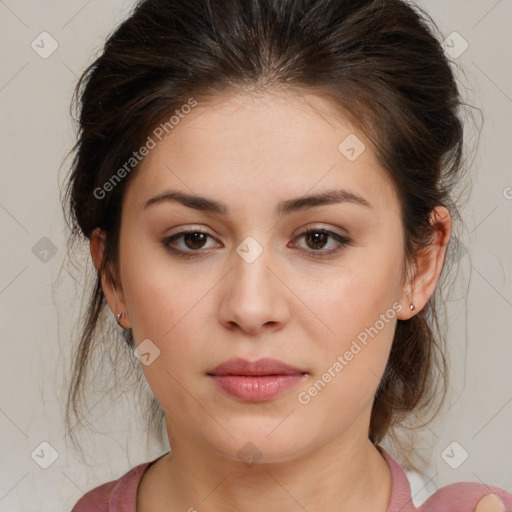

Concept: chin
[[203, 424, 315, 466]]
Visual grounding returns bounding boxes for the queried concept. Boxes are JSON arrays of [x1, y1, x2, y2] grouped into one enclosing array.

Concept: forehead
[[123, 88, 398, 215]]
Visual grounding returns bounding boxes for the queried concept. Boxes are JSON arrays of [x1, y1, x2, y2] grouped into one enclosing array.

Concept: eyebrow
[[143, 188, 372, 215]]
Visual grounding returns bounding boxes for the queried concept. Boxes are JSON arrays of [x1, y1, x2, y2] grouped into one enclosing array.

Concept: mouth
[[207, 357, 308, 402]]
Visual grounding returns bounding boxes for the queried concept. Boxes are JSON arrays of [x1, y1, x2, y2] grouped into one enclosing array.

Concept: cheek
[[295, 282, 399, 422], [119, 234, 196, 339], [119, 241, 211, 366], [125, 273, 207, 378], [297, 250, 403, 347], [293, 243, 403, 401], [126, 280, 205, 417]]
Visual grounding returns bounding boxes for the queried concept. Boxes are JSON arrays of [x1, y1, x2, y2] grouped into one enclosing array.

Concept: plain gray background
[[0, 0, 511, 510]]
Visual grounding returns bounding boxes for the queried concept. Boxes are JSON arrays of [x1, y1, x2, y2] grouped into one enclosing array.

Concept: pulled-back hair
[[62, 0, 467, 468]]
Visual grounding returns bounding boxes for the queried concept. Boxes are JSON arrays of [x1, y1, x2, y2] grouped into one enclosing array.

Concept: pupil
[[308, 232, 327, 249], [183, 232, 329, 251], [186, 232, 206, 249]]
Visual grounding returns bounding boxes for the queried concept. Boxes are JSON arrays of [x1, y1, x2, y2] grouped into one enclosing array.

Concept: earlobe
[[396, 268, 418, 321], [396, 206, 452, 320], [90, 228, 130, 328]]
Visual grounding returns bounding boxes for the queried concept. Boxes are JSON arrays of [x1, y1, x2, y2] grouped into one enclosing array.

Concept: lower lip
[[209, 374, 306, 402]]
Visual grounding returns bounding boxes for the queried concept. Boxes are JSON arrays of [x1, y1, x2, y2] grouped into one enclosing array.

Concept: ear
[[397, 206, 452, 320], [90, 227, 131, 329]]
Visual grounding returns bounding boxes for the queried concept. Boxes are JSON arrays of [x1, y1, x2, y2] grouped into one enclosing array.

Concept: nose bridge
[[232, 233, 276, 301], [218, 233, 289, 333]]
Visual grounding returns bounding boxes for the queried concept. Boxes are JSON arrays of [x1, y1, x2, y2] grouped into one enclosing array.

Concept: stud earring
[[116, 311, 125, 326], [410, 304, 415, 311]]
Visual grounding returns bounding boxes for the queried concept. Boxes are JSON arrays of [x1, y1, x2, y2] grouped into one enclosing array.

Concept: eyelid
[[163, 226, 221, 253], [162, 225, 351, 259], [291, 226, 351, 257], [293, 223, 349, 239], [165, 224, 215, 236]]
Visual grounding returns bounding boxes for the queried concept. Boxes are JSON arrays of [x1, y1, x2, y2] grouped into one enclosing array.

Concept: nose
[[217, 241, 290, 336]]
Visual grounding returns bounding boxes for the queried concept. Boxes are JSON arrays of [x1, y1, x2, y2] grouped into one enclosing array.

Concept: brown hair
[[62, 0, 468, 469]]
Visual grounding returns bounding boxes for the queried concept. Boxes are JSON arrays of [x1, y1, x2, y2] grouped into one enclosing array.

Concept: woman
[[64, 0, 512, 510]]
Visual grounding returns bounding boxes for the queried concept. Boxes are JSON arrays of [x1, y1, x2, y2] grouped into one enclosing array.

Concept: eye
[[162, 229, 220, 258], [162, 227, 351, 260], [291, 228, 351, 258]]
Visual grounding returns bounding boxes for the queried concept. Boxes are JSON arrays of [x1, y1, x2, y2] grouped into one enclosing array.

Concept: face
[[111, 89, 412, 463]]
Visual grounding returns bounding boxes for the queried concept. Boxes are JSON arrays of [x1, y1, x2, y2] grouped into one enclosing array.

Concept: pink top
[[70, 446, 512, 511]]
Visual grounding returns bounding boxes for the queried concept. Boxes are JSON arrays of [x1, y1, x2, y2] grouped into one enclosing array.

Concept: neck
[[155, 423, 391, 512]]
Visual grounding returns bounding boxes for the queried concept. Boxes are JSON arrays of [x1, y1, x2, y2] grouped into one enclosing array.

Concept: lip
[[207, 357, 307, 402], [208, 357, 305, 376]]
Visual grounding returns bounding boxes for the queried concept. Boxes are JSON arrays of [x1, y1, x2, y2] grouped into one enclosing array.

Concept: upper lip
[[208, 357, 306, 376]]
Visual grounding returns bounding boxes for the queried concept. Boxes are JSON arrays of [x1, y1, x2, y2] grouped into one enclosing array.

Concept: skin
[[90, 89, 452, 512]]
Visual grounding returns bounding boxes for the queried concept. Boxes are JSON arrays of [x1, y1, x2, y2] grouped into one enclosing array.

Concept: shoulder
[[376, 445, 512, 512], [419, 482, 512, 512], [70, 479, 116, 512], [69, 461, 153, 512]]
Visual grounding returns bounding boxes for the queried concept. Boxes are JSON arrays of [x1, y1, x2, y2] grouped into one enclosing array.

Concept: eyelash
[[162, 228, 351, 260]]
